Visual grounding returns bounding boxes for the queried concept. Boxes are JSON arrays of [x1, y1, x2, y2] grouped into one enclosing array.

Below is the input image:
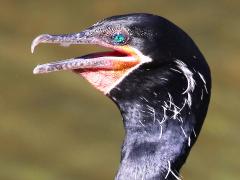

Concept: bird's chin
[[72, 49, 140, 94]]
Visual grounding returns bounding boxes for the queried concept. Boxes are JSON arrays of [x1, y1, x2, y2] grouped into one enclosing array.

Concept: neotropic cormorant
[[31, 13, 211, 180]]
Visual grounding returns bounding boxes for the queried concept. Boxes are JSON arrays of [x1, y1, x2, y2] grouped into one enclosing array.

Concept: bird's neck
[[114, 101, 193, 180], [109, 60, 210, 180]]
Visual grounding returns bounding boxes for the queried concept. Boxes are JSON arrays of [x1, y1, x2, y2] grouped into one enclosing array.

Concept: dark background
[[0, 0, 239, 179]]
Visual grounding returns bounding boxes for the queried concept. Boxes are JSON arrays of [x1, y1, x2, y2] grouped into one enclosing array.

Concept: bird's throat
[[109, 95, 194, 180], [115, 110, 191, 180]]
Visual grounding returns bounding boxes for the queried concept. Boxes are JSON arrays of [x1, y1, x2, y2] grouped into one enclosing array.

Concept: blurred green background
[[0, 0, 239, 179]]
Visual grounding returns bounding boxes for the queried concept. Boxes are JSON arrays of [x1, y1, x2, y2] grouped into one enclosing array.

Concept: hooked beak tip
[[31, 43, 35, 54], [31, 34, 52, 54]]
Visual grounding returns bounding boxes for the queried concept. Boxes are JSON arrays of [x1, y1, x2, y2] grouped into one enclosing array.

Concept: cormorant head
[[32, 14, 211, 177], [32, 13, 210, 98]]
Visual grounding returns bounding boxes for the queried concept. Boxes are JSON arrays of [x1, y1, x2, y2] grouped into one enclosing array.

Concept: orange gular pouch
[[73, 50, 139, 94]]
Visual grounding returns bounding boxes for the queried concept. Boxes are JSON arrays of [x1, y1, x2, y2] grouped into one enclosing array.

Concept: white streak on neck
[[198, 72, 206, 84], [175, 60, 196, 107], [165, 160, 182, 180], [188, 137, 191, 147], [180, 126, 187, 138], [193, 128, 197, 137], [198, 71, 208, 94]]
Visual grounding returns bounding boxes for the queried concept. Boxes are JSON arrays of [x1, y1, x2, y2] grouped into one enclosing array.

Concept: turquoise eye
[[112, 34, 126, 44]]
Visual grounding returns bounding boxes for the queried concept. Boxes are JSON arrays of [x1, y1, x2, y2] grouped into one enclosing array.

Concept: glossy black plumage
[[32, 13, 211, 180], [105, 14, 211, 180]]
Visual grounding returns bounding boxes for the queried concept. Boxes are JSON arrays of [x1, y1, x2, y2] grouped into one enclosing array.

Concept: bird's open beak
[[31, 31, 149, 93], [31, 32, 139, 74]]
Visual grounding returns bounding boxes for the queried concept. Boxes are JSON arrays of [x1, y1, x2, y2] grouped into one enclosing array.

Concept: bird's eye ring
[[112, 33, 127, 44]]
